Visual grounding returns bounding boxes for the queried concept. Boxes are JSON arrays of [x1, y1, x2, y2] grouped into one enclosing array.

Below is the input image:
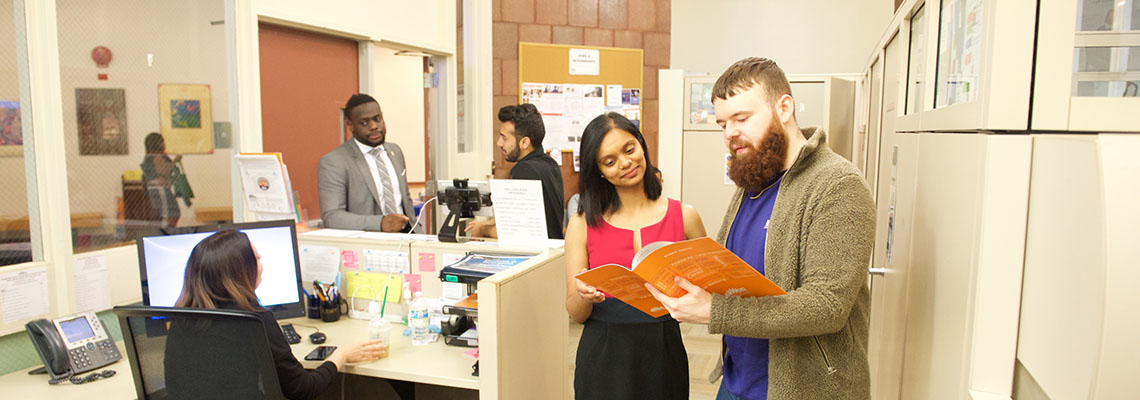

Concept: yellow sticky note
[[345, 271, 404, 303]]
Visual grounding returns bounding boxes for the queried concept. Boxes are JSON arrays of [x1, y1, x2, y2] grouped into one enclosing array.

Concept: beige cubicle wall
[[296, 232, 569, 400]]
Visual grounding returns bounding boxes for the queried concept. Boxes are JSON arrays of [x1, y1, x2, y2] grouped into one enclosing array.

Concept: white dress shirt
[[354, 139, 403, 213]]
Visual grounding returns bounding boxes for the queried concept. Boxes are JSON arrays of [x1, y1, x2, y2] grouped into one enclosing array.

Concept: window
[[934, 0, 984, 108], [56, 0, 234, 253], [1072, 0, 1140, 97], [0, 0, 39, 266], [907, 5, 928, 115]]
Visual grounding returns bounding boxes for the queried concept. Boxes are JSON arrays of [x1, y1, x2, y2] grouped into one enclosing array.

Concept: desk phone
[[26, 312, 121, 381]]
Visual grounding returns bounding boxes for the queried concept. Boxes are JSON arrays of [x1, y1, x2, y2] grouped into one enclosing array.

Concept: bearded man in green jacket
[[647, 57, 875, 400]]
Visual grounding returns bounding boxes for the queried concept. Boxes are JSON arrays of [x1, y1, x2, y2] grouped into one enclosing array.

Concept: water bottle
[[409, 292, 430, 345]]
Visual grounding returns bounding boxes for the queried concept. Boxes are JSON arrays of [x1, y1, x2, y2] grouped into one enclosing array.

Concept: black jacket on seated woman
[[163, 230, 386, 400]]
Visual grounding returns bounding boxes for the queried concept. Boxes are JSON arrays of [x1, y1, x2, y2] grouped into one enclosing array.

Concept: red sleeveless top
[[586, 198, 686, 294]]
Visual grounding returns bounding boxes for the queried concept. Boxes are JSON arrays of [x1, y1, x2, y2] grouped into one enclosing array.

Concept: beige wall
[[373, 46, 427, 185], [0, 0, 233, 222], [670, 0, 892, 75], [256, 0, 456, 55]]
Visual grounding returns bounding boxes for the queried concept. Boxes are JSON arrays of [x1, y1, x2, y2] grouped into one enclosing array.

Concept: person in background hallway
[[646, 57, 875, 400], [141, 132, 181, 228], [319, 94, 418, 233], [565, 113, 706, 400], [465, 103, 565, 239], [167, 229, 387, 400]]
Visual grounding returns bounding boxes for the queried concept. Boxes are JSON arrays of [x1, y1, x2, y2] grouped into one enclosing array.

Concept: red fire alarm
[[91, 46, 112, 68]]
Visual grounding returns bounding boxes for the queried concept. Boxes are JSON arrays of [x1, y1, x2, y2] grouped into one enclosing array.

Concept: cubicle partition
[[295, 232, 569, 400]]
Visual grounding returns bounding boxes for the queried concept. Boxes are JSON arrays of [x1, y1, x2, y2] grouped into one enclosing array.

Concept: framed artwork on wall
[[0, 101, 22, 156], [76, 88, 129, 155], [158, 84, 214, 154]]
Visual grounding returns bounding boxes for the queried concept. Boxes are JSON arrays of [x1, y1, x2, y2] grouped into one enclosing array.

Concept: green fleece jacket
[[709, 127, 874, 400]]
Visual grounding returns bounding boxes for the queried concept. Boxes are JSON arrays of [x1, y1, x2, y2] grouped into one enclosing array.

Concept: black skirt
[[574, 298, 689, 400]]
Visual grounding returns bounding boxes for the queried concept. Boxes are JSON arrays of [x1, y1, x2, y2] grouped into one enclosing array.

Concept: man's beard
[[727, 115, 789, 193], [504, 139, 522, 162]]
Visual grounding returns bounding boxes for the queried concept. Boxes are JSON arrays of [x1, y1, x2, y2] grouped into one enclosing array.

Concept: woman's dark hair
[[174, 230, 261, 312], [144, 132, 165, 154], [578, 112, 661, 227]]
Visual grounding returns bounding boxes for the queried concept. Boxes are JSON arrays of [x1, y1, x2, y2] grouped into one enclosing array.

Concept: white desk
[[0, 341, 135, 399], [287, 317, 479, 390]]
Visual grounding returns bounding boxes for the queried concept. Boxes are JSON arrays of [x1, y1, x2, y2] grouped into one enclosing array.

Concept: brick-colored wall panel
[[502, 0, 536, 23], [643, 66, 658, 100], [584, 28, 614, 47], [552, 26, 584, 45], [491, 0, 501, 20], [536, 0, 568, 25], [502, 59, 519, 97], [568, 0, 599, 27], [643, 31, 670, 67], [493, 58, 503, 95], [642, 98, 659, 163], [627, 0, 656, 31], [493, 22, 519, 59], [655, 0, 669, 32], [613, 30, 642, 49], [519, 24, 553, 43], [598, 0, 628, 29]]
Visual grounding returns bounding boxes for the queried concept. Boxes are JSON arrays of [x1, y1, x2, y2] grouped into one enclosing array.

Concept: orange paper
[[575, 237, 786, 318]]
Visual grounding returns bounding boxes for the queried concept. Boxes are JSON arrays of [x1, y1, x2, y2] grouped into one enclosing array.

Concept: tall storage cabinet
[[861, 1, 1140, 399]]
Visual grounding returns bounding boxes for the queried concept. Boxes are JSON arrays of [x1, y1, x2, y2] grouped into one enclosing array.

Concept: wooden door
[[258, 23, 359, 220]]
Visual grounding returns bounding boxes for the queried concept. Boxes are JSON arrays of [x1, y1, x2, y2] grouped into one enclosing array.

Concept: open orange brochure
[[575, 237, 786, 318]]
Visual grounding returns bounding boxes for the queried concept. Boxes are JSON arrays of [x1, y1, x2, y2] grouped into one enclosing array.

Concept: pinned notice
[[568, 48, 600, 75]]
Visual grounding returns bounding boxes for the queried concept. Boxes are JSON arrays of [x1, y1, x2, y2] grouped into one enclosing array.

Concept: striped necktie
[[369, 146, 398, 216]]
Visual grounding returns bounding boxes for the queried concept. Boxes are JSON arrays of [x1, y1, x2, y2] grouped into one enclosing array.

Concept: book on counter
[[575, 237, 786, 317]]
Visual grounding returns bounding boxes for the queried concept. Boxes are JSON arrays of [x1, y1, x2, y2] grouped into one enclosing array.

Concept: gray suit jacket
[[318, 140, 417, 232]]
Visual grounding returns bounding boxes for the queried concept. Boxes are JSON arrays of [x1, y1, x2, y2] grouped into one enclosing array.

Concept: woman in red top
[[565, 113, 707, 399]]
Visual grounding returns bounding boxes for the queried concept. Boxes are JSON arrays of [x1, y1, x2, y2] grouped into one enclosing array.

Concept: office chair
[[113, 305, 286, 400]]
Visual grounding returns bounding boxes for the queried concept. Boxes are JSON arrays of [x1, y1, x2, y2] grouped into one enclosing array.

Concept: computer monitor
[[136, 220, 305, 319]]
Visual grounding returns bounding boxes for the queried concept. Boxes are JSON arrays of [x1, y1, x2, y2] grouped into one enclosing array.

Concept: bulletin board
[[517, 42, 643, 158]]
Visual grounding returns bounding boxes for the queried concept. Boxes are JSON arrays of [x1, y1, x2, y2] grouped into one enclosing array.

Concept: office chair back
[[113, 305, 286, 400]]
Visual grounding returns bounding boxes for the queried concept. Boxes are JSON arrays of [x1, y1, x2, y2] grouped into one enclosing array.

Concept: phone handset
[[25, 312, 122, 383], [25, 319, 70, 379]]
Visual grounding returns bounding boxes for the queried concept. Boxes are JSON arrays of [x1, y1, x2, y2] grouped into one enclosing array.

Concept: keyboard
[[281, 323, 301, 345]]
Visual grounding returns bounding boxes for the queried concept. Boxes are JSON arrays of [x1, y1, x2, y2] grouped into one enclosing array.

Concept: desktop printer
[[438, 252, 533, 347]]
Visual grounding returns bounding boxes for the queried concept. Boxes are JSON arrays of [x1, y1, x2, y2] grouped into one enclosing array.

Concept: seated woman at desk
[[167, 229, 386, 400], [565, 113, 707, 400]]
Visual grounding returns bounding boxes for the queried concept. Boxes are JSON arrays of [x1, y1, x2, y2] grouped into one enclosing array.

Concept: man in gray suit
[[318, 94, 417, 232]]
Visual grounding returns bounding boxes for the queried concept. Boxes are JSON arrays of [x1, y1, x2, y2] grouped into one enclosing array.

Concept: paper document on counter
[[490, 179, 548, 248], [236, 154, 293, 214]]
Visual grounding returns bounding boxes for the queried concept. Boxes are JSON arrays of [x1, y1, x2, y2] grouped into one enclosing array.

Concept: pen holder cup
[[306, 295, 321, 319], [320, 299, 348, 322]]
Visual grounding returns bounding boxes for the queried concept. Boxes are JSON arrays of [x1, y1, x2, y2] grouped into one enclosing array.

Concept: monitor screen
[[137, 220, 305, 319]]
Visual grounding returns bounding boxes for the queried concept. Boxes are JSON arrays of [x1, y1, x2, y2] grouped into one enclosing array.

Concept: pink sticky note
[[404, 274, 423, 293], [342, 250, 360, 269], [462, 349, 479, 359], [417, 252, 436, 272]]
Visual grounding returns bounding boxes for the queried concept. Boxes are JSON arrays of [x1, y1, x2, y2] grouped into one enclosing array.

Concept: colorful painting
[[76, 88, 129, 155], [0, 101, 21, 149], [158, 84, 213, 154], [170, 100, 201, 128]]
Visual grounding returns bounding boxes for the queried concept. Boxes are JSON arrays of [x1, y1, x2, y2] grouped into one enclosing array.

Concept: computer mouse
[[309, 332, 326, 344]]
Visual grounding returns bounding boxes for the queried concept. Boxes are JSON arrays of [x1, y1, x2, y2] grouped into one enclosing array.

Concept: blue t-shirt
[[723, 174, 783, 400]]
